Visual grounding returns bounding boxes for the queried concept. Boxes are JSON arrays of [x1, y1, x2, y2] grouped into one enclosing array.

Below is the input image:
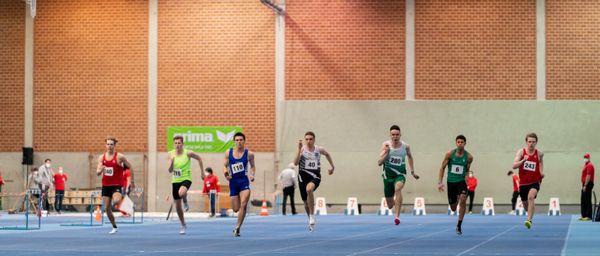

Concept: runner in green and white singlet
[[168, 135, 205, 235], [378, 125, 419, 226]]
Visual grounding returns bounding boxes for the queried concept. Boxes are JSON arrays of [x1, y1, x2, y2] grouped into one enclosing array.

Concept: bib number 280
[[389, 156, 403, 166]]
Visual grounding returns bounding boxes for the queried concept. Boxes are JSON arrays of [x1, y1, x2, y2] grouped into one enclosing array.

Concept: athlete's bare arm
[[406, 144, 419, 179], [465, 152, 474, 182], [320, 147, 335, 175], [377, 142, 390, 166], [538, 150, 544, 178], [189, 151, 205, 180], [248, 151, 256, 182], [293, 140, 302, 166], [167, 154, 174, 173], [96, 155, 105, 176], [437, 151, 451, 192], [223, 150, 231, 180], [512, 149, 526, 169]]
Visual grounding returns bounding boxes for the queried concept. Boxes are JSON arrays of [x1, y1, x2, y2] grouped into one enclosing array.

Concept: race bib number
[[450, 165, 464, 175], [389, 156, 403, 166], [523, 161, 536, 172], [231, 162, 245, 174], [173, 169, 182, 178], [104, 167, 114, 177], [304, 160, 318, 170]]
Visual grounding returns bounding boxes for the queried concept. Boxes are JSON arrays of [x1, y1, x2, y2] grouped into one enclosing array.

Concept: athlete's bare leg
[[305, 183, 316, 217], [526, 188, 538, 221], [394, 182, 405, 219], [176, 186, 189, 227]]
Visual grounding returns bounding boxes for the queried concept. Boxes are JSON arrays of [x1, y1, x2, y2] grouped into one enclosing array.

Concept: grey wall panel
[[278, 101, 600, 205]]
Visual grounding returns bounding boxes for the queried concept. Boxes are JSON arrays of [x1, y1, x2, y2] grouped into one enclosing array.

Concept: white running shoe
[[109, 228, 118, 234], [308, 215, 316, 232], [508, 210, 516, 215], [179, 225, 186, 235]]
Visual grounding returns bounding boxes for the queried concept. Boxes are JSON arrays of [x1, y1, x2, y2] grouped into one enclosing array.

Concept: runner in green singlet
[[437, 135, 473, 235]]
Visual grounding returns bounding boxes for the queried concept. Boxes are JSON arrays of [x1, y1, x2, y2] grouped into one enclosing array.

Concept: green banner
[[167, 126, 242, 152]]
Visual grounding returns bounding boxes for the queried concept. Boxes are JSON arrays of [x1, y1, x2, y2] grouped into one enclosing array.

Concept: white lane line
[[455, 225, 518, 256], [560, 215, 575, 256], [346, 227, 454, 256]]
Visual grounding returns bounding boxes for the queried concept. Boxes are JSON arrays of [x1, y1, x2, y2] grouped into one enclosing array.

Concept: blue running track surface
[[1, 213, 599, 255]]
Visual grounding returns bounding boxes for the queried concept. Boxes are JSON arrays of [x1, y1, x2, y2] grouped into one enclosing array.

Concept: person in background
[[27, 168, 41, 210], [53, 167, 68, 214], [507, 170, 519, 215], [0, 170, 5, 210], [579, 153, 595, 221], [466, 170, 477, 214], [202, 167, 220, 217], [123, 168, 132, 197], [119, 168, 132, 217], [279, 163, 297, 215], [38, 159, 55, 215]]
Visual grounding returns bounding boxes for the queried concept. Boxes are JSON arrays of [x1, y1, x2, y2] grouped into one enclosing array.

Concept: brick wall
[[2, 1, 599, 153], [0, 1, 25, 151], [415, 0, 536, 99], [285, 1, 405, 100], [33, 0, 148, 152], [157, 1, 275, 152], [547, 0, 600, 100]]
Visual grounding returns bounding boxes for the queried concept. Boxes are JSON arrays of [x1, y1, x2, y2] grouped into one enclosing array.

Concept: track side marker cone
[[259, 200, 269, 216]]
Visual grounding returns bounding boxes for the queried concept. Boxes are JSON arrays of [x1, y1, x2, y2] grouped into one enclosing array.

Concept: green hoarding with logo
[[166, 126, 242, 152]]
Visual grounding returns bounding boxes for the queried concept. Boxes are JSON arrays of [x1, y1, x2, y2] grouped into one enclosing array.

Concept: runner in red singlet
[[512, 132, 544, 229], [96, 137, 135, 234]]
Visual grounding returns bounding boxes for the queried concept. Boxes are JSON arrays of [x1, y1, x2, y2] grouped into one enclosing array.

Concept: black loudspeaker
[[22, 147, 33, 165]]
